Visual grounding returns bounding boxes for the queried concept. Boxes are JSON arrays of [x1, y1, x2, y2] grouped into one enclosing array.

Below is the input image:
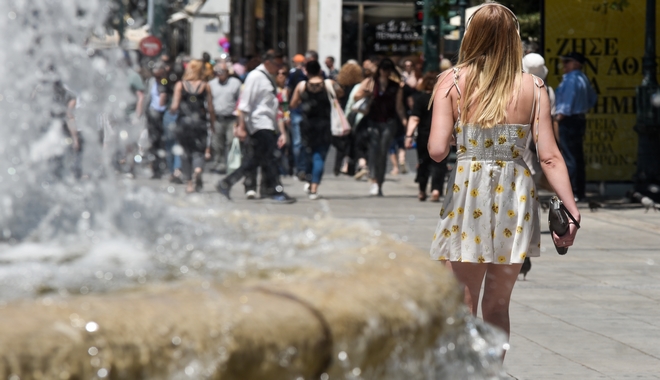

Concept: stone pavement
[[140, 154, 660, 379]]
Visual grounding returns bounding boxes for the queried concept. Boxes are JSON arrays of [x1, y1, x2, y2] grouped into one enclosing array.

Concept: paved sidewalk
[[140, 154, 660, 379]]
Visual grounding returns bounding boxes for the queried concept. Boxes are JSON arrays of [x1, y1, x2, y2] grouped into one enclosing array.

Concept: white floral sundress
[[430, 68, 543, 264]]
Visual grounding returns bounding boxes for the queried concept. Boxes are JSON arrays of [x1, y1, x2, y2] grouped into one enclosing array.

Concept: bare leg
[[446, 262, 488, 316], [482, 263, 523, 338]]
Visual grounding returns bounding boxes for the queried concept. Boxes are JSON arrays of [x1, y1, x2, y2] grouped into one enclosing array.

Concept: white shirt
[[237, 64, 278, 134]]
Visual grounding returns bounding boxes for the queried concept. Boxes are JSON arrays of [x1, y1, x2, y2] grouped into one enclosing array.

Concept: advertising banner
[[544, 1, 660, 181]]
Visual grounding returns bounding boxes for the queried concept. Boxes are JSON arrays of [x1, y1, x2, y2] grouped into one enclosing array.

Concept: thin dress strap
[[445, 67, 462, 124], [530, 74, 544, 162]]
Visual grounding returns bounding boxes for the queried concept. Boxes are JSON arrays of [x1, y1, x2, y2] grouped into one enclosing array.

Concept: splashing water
[[0, 1, 510, 379]]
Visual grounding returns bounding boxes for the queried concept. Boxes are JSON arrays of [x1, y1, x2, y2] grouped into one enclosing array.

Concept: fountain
[[0, 1, 509, 379]]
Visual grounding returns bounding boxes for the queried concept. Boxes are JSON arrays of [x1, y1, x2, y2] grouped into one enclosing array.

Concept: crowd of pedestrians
[[49, 37, 595, 209]]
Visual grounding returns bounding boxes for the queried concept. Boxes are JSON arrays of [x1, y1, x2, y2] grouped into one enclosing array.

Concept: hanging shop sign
[[370, 20, 422, 55]]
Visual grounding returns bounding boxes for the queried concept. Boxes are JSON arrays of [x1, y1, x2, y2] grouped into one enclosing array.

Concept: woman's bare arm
[[427, 73, 456, 162], [289, 81, 305, 109], [169, 81, 182, 113], [535, 83, 581, 245], [353, 78, 373, 101], [396, 87, 407, 126]]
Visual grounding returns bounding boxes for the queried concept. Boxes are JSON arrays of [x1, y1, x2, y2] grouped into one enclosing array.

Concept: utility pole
[[634, 0, 660, 199], [458, 0, 468, 42]]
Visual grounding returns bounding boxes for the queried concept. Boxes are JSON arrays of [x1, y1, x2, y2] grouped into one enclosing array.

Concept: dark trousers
[[220, 129, 282, 196], [331, 134, 354, 175], [416, 136, 448, 194], [146, 107, 166, 176], [368, 119, 397, 186], [559, 115, 587, 199]]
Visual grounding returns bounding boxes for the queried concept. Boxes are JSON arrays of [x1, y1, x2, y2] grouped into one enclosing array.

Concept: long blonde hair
[[456, 2, 522, 128], [182, 59, 204, 81]]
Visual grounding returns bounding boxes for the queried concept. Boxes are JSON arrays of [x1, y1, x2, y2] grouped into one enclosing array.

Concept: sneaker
[[215, 181, 231, 200], [270, 192, 297, 204], [245, 190, 258, 199], [303, 183, 311, 194], [309, 192, 320, 200], [369, 183, 379, 196]]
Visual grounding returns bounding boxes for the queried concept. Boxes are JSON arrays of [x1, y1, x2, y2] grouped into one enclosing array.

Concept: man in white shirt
[[208, 63, 242, 174], [216, 50, 295, 203]]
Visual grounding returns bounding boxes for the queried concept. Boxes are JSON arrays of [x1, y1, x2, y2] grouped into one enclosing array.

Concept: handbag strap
[[560, 202, 581, 229], [324, 79, 337, 101]]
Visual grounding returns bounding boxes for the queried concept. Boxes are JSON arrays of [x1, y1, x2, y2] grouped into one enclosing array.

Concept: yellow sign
[[544, 0, 660, 181]]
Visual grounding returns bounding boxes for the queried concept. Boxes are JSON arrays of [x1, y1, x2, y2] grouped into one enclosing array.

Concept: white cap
[[522, 53, 548, 80]]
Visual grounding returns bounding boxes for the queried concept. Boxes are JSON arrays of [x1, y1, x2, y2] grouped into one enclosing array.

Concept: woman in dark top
[[405, 72, 448, 202], [170, 60, 216, 193], [353, 58, 407, 196], [289, 60, 344, 199]]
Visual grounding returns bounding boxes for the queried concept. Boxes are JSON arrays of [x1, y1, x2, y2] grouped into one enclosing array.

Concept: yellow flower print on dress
[[442, 229, 452, 238], [507, 210, 516, 218], [458, 145, 467, 153], [514, 168, 519, 176], [484, 138, 494, 148], [464, 180, 470, 187], [433, 233, 437, 240], [503, 228, 513, 237], [471, 162, 482, 172], [496, 184, 504, 194], [512, 150, 521, 159], [440, 208, 445, 216], [489, 170, 495, 178], [511, 182, 516, 191], [530, 189, 535, 198], [517, 128, 526, 138], [516, 226, 523, 233], [498, 135, 507, 144], [492, 203, 499, 213], [469, 138, 478, 147], [455, 125, 463, 133], [497, 256, 507, 263], [524, 169, 531, 177], [495, 160, 505, 168], [471, 156, 477, 161], [473, 209, 483, 219], [524, 212, 531, 221], [474, 236, 481, 244], [438, 255, 447, 261], [470, 189, 479, 197], [453, 184, 460, 193], [520, 252, 527, 260], [491, 230, 496, 238], [448, 211, 455, 218], [520, 195, 527, 202], [478, 255, 486, 263], [461, 232, 468, 240], [457, 207, 464, 215], [457, 166, 464, 173], [451, 225, 459, 233]]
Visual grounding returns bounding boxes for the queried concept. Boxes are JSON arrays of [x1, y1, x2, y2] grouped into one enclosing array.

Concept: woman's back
[[180, 80, 207, 123]]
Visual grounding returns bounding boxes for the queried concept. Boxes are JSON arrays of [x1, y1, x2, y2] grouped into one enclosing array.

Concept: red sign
[[139, 36, 162, 57]]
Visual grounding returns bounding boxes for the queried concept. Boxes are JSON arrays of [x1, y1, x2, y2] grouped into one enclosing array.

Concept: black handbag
[[548, 196, 580, 255]]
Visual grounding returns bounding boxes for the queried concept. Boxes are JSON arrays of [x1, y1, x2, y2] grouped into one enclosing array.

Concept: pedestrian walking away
[[216, 50, 295, 204], [555, 51, 597, 202], [169, 59, 216, 193], [427, 2, 580, 359], [289, 60, 344, 199]]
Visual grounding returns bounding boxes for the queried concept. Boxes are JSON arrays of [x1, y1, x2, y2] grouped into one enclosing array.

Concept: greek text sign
[[544, 1, 660, 181]]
